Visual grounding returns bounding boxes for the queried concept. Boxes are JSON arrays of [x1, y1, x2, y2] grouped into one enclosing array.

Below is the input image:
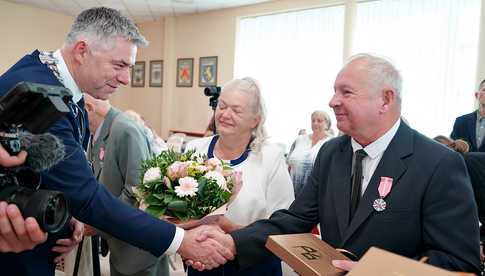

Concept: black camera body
[[0, 82, 72, 233], [204, 86, 221, 110]]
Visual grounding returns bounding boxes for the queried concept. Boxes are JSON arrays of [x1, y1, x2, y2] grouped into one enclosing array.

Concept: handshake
[[176, 218, 239, 271]]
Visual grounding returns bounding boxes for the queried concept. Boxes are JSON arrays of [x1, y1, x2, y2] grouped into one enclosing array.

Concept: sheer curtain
[[352, 0, 481, 138], [234, 5, 345, 150]]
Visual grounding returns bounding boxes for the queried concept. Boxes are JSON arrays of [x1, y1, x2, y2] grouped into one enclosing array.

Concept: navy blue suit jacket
[[232, 121, 480, 273], [0, 51, 175, 276], [451, 111, 485, 152]]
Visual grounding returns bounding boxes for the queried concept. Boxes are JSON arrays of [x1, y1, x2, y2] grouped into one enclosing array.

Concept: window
[[235, 5, 345, 149], [235, 0, 481, 148], [352, 0, 481, 137]]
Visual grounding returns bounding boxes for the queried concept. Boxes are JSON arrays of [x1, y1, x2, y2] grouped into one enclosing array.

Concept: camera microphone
[[19, 132, 65, 172], [0, 82, 72, 233]]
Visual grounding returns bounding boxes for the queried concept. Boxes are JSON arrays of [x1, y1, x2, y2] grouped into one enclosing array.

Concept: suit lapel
[[92, 108, 121, 181], [467, 112, 478, 150], [341, 122, 414, 245], [332, 136, 353, 238]]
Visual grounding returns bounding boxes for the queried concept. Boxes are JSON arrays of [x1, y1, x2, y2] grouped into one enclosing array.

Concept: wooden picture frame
[[199, 56, 218, 87], [149, 60, 163, 87], [176, 58, 194, 87], [131, 61, 145, 87]]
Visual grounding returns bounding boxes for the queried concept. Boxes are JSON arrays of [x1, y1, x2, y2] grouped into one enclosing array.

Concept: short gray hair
[[221, 77, 268, 153], [66, 7, 148, 48], [347, 53, 402, 104]]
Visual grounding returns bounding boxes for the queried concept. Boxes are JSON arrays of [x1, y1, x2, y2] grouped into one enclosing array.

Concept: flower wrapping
[[136, 150, 239, 221]]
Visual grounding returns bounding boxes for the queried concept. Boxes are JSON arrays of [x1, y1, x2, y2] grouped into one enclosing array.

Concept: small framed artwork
[[199, 56, 218, 87], [149, 60, 163, 87], [176, 58, 194, 87], [131, 61, 145, 87]]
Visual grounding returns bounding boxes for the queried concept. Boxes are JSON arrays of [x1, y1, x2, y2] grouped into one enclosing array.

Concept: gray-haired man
[[0, 7, 232, 276]]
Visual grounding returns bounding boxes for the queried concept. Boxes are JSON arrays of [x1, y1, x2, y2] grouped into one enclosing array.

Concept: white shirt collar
[[53, 49, 83, 103], [351, 119, 401, 159]]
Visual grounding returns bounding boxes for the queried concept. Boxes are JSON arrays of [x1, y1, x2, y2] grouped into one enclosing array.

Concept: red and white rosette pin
[[372, 176, 393, 212]]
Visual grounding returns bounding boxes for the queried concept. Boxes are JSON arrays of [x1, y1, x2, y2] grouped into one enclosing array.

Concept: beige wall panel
[[0, 0, 73, 74]]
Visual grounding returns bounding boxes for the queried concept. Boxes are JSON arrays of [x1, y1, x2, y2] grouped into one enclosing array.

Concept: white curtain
[[234, 5, 345, 150], [352, 0, 481, 138]]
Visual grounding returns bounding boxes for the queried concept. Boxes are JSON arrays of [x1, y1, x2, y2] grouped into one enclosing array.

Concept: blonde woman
[[186, 77, 294, 276]]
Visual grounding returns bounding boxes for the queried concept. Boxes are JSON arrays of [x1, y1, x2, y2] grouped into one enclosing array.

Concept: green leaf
[[146, 205, 166, 218], [197, 178, 207, 196], [144, 195, 163, 205], [167, 200, 188, 212], [163, 194, 175, 204]]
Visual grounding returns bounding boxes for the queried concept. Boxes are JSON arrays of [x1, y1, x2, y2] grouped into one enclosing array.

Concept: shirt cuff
[[165, 227, 185, 255]]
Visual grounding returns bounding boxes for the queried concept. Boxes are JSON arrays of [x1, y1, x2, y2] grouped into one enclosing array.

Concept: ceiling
[[6, 0, 273, 22]]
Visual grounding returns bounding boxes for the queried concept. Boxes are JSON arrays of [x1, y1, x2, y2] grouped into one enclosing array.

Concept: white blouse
[[185, 136, 295, 226]]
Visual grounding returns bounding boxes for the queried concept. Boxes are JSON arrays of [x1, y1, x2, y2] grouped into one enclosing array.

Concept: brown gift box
[[265, 233, 349, 276], [347, 247, 475, 276]]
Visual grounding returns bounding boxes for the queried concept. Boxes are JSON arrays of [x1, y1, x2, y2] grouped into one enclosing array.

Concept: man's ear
[[380, 89, 395, 114], [72, 40, 89, 65]]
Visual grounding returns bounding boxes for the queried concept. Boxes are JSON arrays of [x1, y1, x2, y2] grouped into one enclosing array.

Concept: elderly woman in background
[[185, 77, 294, 276], [287, 110, 333, 196], [124, 110, 167, 155]]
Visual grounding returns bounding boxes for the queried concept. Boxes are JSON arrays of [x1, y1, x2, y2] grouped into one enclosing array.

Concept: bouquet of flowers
[[136, 150, 241, 221]]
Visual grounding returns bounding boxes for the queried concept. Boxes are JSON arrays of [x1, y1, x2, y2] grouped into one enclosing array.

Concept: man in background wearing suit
[[451, 79, 485, 152], [85, 94, 169, 276], [194, 54, 480, 274], [0, 7, 232, 275]]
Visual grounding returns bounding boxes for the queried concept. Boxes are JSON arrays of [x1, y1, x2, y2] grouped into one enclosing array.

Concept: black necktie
[[350, 149, 367, 221]]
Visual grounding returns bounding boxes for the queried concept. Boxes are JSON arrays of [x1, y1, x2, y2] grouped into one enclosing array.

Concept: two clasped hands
[[176, 224, 358, 272]]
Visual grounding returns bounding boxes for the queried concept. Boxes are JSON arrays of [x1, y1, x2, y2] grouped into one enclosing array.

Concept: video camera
[[204, 86, 221, 110], [0, 82, 72, 233]]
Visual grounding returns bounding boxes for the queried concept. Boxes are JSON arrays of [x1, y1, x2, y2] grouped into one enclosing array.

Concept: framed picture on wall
[[149, 60, 163, 87], [131, 61, 145, 87], [199, 56, 218, 87], [176, 58, 194, 87]]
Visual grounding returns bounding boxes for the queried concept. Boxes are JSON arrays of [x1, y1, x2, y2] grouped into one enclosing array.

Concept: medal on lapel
[[373, 176, 393, 212], [99, 147, 105, 161]]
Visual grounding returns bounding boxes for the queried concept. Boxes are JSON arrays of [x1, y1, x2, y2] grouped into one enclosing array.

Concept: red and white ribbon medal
[[99, 147, 105, 161], [373, 176, 393, 212]]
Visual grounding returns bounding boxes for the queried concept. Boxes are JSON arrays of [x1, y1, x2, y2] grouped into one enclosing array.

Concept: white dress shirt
[[351, 119, 401, 196]]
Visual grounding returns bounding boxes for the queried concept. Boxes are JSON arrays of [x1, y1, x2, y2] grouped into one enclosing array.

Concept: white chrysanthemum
[[175, 177, 199, 197], [204, 171, 227, 191], [143, 167, 161, 183]]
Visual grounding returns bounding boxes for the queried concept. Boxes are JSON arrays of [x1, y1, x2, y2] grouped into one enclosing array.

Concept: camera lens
[[0, 186, 70, 233], [204, 86, 221, 97]]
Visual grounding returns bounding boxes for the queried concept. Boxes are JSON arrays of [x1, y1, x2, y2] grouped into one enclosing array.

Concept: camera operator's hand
[[52, 218, 84, 263], [0, 201, 48, 252], [0, 144, 27, 167]]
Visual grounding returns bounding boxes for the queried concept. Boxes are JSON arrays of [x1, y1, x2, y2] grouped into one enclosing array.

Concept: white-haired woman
[[287, 110, 333, 196], [186, 77, 294, 276]]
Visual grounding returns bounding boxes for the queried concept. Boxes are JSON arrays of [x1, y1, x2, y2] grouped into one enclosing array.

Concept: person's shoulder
[[111, 112, 145, 137], [260, 142, 286, 156], [412, 128, 460, 162], [185, 136, 213, 151], [455, 111, 477, 122]]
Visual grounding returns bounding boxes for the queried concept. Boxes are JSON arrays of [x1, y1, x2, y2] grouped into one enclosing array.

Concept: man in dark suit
[[85, 95, 169, 276], [451, 79, 485, 152], [193, 54, 480, 274], [0, 7, 232, 276], [463, 152, 485, 263]]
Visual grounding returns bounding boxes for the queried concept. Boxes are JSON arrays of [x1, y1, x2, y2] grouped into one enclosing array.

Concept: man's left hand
[[52, 218, 84, 263], [332, 259, 357, 272]]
